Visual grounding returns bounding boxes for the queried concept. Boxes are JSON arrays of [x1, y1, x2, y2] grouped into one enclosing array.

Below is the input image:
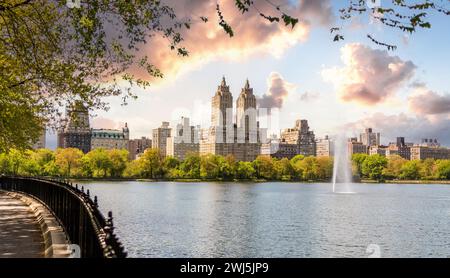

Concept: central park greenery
[[1, 148, 450, 182]]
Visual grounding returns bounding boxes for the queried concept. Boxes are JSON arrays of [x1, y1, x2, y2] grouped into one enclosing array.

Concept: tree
[[123, 159, 145, 178], [8, 148, 25, 175], [436, 160, 450, 180], [361, 154, 388, 181], [333, 0, 449, 50], [420, 158, 437, 180], [84, 148, 112, 177], [296, 156, 319, 181], [55, 148, 83, 177], [399, 160, 421, 180], [252, 155, 275, 180], [383, 155, 408, 180], [108, 149, 129, 178], [274, 158, 295, 181], [140, 148, 164, 179], [200, 154, 220, 179], [235, 161, 256, 180], [179, 152, 201, 179], [0, 152, 11, 174], [315, 157, 333, 181], [352, 153, 369, 178]]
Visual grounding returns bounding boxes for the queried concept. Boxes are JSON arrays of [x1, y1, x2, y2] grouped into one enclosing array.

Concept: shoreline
[[69, 178, 450, 184]]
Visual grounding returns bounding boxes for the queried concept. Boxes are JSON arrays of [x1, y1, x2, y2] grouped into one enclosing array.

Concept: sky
[[47, 0, 450, 148]]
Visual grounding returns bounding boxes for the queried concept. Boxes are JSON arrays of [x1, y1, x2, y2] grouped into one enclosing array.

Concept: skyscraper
[[236, 79, 257, 143], [359, 128, 380, 147], [200, 77, 262, 161], [152, 122, 171, 157], [211, 76, 233, 143]]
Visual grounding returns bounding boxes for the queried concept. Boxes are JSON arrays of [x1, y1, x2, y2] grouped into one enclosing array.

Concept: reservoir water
[[78, 181, 450, 258]]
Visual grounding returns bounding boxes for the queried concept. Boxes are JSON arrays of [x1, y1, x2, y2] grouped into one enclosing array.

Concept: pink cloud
[[322, 43, 416, 105]]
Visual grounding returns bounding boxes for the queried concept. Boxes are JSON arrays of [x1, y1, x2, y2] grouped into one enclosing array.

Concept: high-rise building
[[57, 102, 91, 153], [211, 76, 233, 143], [91, 123, 129, 150], [359, 128, 380, 147], [316, 135, 334, 157], [152, 122, 171, 157], [166, 117, 200, 160], [200, 77, 263, 161], [386, 137, 411, 159], [348, 137, 367, 156], [128, 137, 152, 160], [280, 120, 316, 156], [236, 79, 257, 143]]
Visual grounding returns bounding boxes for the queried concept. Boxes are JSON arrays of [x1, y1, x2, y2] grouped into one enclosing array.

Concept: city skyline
[[45, 74, 450, 149], [42, 1, 450, 149]]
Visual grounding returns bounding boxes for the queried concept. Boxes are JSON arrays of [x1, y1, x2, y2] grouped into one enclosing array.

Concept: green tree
[[140, 148, 164, 179], [399, 160, 421, 180], [200, 154, 220, 180], [361, 154, 388, 181], [84, 148, 112, 177], [436, 160, 450, 180], [420, 158, 437, 180], [179, 152, 201, 179], [123, 159, 145, 178], [55, 148, 83, 177], [274, 158, 295, 181], [352, 153, 369, 178], [383, 155, 408, 180], [252, 155, 275, 180], [109, 149, 129, 178], [0, 153, 11, 174], [296, 156, 319, 181], [316, 157, 333, 181], [235, 161, 256, 180], [8, 149, 25, 175]]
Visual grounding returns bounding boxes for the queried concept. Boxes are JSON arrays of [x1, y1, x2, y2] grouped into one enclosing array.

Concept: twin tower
[[210, 77, 259, 144]]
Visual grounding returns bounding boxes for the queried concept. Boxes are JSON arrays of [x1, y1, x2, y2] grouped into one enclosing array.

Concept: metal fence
[[0, 176, 127, 258]]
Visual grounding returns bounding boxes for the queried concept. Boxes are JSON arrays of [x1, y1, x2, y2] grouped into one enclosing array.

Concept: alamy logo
[[68, 244, 81, 258], [366, 244, 381, 258], [66, 0, 81, 9]]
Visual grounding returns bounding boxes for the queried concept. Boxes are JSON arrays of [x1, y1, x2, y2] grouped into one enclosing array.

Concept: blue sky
[[47, 0, 450, 148]]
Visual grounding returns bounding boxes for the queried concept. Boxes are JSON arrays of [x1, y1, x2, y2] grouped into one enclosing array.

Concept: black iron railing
[[0, 176, 126, 258]]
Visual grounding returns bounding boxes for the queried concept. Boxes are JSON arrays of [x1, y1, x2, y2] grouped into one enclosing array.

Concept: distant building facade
[[279, 119, 316, 157], [386, 137, 411, 160], [57, 102, 92, 153], [410, 145, 450, 160], [128, 137, 152, 160], [369, 145, 388, 156], [91, 123, 129, 150], [316, 135, 334, 157], [348, 137, 367, 156], [360, 128, 380, 147], [152, 122, 172, 158], [166, 117, 200, 160]]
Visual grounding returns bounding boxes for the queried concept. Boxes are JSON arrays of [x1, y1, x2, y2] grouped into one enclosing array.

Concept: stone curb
[[1, 190, 72, 258]]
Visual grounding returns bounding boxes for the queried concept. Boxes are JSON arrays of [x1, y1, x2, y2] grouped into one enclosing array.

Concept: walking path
[[0, 191, 44, 258]]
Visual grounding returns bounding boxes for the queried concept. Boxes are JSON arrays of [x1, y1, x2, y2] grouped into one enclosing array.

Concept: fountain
[[332, 134, 354, 193]]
